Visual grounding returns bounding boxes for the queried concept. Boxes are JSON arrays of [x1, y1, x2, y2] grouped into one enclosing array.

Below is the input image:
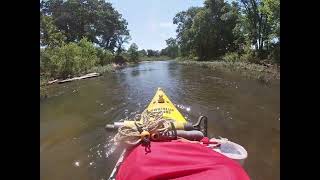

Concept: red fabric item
[[200, 137, 218, 144], [116, 141, 250, 180]]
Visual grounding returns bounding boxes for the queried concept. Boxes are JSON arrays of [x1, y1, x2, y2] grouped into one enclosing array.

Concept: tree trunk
[[258, 13, 263, 51]]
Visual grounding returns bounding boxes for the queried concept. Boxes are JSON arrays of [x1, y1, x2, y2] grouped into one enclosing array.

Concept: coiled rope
[[113, 109, 173, 146]]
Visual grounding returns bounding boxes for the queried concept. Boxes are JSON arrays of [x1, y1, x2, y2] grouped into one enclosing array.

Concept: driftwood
[[47, 72, 100, 85], [47, 79, 58, 85]]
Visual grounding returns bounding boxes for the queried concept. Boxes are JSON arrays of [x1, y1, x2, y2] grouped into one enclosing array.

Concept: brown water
[[40, 60, 280, 180]]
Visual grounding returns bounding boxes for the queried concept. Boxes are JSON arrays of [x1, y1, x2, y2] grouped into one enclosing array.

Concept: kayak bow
[[146, 87, 187, 123]]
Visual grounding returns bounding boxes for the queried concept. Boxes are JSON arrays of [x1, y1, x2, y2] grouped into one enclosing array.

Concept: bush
[[96, 48, 114, 65], [40, 48, 46, 75], [268, 43, 280, 64], [127, 43, 139, 62], [40, 75, 49, 99], [41, 38, 98, 78], [114, 55, 127, 64], [185, 53, 199, 61], [128, 51, 139, 62], [221, 50, 257, 64], [240, 52, 253, 62], [239, 48, 256, 63], [222, 52, 239, 63]]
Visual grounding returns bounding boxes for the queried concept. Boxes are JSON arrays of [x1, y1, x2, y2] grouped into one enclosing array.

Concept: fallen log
[[46, 72, 101, 85], [47, 79, 58, 85], [58, 72, 100, 84]]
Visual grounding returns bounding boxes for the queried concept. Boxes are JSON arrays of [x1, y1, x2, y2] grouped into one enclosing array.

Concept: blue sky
[[107, 0, 205, 51]]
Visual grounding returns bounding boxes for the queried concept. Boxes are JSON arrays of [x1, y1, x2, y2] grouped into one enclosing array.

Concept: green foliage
[[260, 0, 280, 39], [222, 50, 258, 64], [239, 45, 256, 63], [40, 48, 47, 75], [116, 35, 131, 55], [127, 43, 139, 62], [147, 49, 160, 57], [237, 0, 280, 58], [40, 0, 130, 52], [40, 14, 66, 48], [173, 7, 202, 57], [268, 42, 280, 63], [114, 55, 127, 64], [89, 64, 115, 74], [240, 51, 256, 63], [138, 49, 147, 57], [222, 52, 240, 63], [173, 0, 238, 60], [139, 56, 170, 61], [40, 75, 49, 99], [172, 0, 279, 64], [96, 48, 114, 65], [161, 38, 179, 58], [40, 0, 135, 98], [41, 38, 98, 78]]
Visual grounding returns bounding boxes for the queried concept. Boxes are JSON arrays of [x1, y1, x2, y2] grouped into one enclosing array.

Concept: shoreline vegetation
[[40, 53, 171, 99], [40, 0, 279, 99], [42, 55, 171, 85], [139, 56, 171, 61]]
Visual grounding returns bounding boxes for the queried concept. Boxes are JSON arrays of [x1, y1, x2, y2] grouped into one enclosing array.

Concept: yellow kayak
[[120, 88, 187, 129], [106, 87, 207, 133], [145, 88, 187, 123], [106, 88, 189, 129], [107, 88, 209, 179]]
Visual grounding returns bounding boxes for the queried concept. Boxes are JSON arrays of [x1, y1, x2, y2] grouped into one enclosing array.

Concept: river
[[40, 60, 280, 180]]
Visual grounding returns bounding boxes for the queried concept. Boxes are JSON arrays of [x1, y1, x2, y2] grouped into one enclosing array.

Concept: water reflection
[[40, 60, 279, 180]]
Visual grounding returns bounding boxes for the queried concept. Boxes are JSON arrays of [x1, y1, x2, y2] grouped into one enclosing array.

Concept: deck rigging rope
[[113, 110, 173, 146]]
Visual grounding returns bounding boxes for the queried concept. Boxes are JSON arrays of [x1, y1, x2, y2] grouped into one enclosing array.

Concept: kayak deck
[[145, 88, 187, 123]]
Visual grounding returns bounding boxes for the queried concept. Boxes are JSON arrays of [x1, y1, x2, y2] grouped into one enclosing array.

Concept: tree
[[164, 38, 179, 58], [160, 48, 168, 56], [146, 49, 160, 57], [173, 7, 202, 57], [127, 43, 139, 62], [116, 34, 131, 55], [40, 0, 130, 52], [41, 38, 98, 78], [40, 13, 66, 48], [154, 50, 160, 57], [173, 0, 239, 60], [260, 0, 280, 43], [170, 0, 279, 63], [138, 49, 147, 56], [147, 49, 154, 57], [231, 1, 247, 53], [232, 0, 279, 59]]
